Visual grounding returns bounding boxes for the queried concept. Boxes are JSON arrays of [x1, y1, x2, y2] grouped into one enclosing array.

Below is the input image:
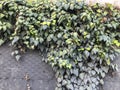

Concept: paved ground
[[0, 44, 120, 90], [100, 56, 120, 90], [0, 44, 56, 90]]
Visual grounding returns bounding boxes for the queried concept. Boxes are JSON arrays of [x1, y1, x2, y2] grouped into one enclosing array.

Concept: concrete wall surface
[[50, 0, 120, 9], [85, 0, 120, 8]]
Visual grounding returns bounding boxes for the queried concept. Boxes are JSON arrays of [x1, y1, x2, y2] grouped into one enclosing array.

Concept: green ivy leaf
[[0, 39, 4, 46], [106, 59, 111, 65]]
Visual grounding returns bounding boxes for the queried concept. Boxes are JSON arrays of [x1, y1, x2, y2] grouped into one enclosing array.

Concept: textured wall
[[50, 0, 120, 9], [85, 0, 120, 8]]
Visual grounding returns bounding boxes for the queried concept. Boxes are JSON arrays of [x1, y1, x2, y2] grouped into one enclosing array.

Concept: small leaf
[[79, 86, 84, 90], [0, 39, 4, 46], [100, 79, 104, 85], [79, 73, 84, 79], [12, 36, 19, 45], [67, 84, 74, 90], [64, 4, 69, 10], [70, 4, 74, 10], [106, 59, 111, 65], [73, 69, 79, 76], [15, 55, 21, 61]]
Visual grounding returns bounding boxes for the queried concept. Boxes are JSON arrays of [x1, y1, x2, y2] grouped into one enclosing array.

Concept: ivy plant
[[0, 0, 120, 90]]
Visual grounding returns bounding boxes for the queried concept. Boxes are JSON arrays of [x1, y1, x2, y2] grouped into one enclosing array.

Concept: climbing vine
[[0, 0, 120, 90]]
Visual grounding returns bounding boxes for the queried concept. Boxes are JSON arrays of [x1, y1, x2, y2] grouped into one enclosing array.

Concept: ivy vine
[[0, 0, 120, 90]]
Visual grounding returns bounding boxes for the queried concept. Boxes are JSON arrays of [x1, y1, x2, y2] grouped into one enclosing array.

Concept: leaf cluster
[[0, 0, 120, 90]]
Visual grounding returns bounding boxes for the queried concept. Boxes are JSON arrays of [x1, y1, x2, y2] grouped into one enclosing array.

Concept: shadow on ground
[[0, 44, 56, 90]]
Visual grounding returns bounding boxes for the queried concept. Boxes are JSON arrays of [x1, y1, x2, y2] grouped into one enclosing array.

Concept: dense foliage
[[0, 0, 120, 90]]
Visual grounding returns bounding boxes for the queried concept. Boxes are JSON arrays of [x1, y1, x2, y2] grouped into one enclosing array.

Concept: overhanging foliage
[[0, 0, 120, 90]]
